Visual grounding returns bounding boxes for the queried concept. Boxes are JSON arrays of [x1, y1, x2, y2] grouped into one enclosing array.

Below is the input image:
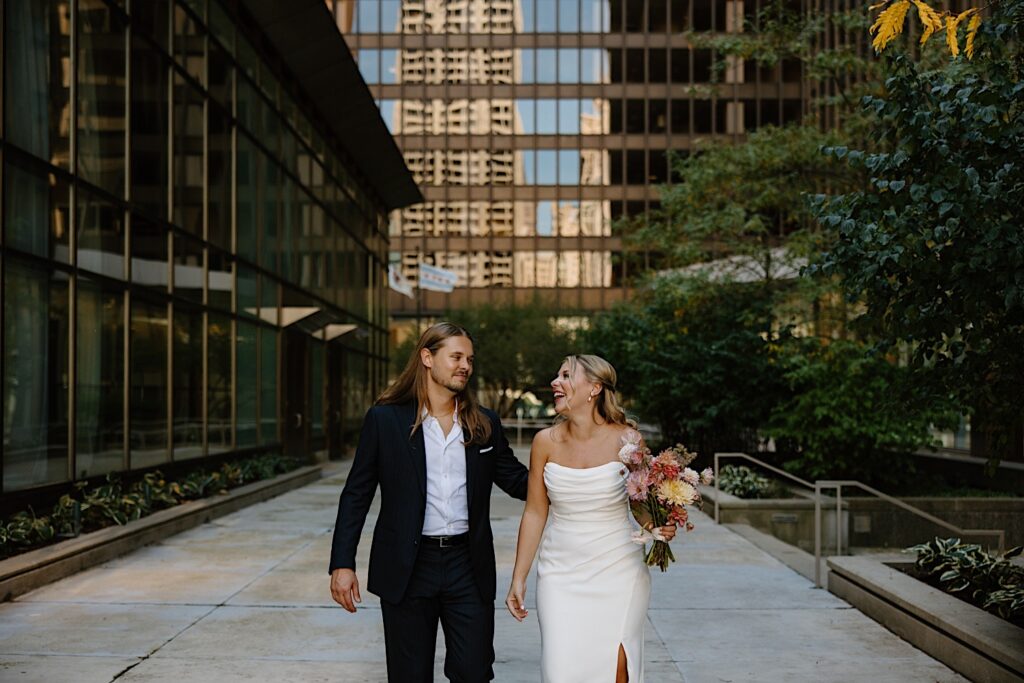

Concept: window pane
[[207, 249, 233, 311], [76, 277, 124, 478], [130, 298, 168, 468], [558, 49, 579, 83], [207, 313, 231, 454], [208, 109, 232, 251], [356, 0, 378, 33], [260, 326, 278, 443], [559, 99, 581, 134], [537, 150, 558, 183], [4, 162, 71, 262], [559, 0, 580, 31], [5, 0, 71, 168], [172, 305, 203, 458], [131, 38, 170, 221], [536, 0, 557, 30], [380, 49, 398, 84], [558, 150, 579, 184], [536, 201, 555, 235], [131, 213, 169, 289], [236, 321, 258, 447], [237, 134, 259, 264], [536, 99, 557, 134], [536, 49, 557, 83], [172, 73, 204, 236], [78, 0, 127, 197], [77, 189, 125, 280], [173, 2, 204, 85], [358, 49, 379, 83], [581, 49, 608, 83], [3, 260, 69, 491], [310, 342, 324, 437], [173, 231, 204, 302]]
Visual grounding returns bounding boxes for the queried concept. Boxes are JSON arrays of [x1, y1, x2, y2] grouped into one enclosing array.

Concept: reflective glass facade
[[2, 0, 394, 492], [334, 0, 808, 314]]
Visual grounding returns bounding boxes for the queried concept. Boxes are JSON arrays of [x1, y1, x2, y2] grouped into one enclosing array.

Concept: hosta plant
[[906, 537, 1024, 625]]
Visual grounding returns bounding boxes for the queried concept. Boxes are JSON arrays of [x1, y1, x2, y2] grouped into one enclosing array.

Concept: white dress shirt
[[421, 405, 470, 536]]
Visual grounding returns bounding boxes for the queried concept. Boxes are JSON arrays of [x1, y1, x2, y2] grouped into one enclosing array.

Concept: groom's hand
[[330, 568, 362, 612]]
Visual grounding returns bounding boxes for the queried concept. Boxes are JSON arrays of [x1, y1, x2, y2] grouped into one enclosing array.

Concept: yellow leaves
[[946, 9, 976, 56], [869, 0, 983, 58], [870, 0, 911, 53], [965, 12, 982, 59], [912, 0, 943, 44]]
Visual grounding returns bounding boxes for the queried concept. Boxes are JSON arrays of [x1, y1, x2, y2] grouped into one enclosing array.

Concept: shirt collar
[[422, 398, 460, 422]]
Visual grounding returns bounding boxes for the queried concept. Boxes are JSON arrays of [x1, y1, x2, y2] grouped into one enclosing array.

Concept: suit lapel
[[397, 402, 427, 501], [464, 440, 479, 507]]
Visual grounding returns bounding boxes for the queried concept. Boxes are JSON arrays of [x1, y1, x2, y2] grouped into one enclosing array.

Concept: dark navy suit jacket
[[329, 401, 529, 604]]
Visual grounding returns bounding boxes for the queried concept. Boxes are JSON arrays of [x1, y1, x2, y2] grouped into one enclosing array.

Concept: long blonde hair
[[556, 354, 635, 428], [377, 322, 493, 445]]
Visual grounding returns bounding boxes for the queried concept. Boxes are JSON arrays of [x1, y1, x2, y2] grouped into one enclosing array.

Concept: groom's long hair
[[377, 322, 493, 445]]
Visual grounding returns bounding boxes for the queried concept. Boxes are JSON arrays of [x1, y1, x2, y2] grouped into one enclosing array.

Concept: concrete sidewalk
[[0, 458, 967, 682]]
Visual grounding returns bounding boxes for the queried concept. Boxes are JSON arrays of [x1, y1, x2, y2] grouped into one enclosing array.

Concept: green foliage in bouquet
[[906, 537, 1024, 625]]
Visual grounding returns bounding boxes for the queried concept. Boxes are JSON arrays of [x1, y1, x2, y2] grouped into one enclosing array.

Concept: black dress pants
[[380, 541, 494, 683]]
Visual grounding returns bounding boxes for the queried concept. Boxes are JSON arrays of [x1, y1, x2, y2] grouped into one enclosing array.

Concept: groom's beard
[[431, 366, 469, 394]]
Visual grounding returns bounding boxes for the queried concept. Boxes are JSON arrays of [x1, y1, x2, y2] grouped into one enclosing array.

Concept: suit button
[[413, 540, 418, 545]]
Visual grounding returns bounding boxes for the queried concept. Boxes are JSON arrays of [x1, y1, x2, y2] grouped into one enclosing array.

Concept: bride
[[505, 354, 676, 683]]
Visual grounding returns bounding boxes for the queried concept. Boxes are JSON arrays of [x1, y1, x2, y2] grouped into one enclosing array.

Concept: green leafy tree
[[586, 274, 791, 457], [453, 300, 577, 417], [767, 339, 958, 483], [391, 301, 578, 418], [811, 0, 1024, 463]]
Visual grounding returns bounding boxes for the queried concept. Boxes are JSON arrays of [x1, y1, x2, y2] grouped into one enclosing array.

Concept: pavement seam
[[106, 525, 326, 681]]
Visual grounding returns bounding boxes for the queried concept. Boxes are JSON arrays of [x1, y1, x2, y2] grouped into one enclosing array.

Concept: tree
[[586, 274, 791, 457], [451, 299, 577, 418], [767, 339, 958, 483], [811, 0, 1024, 463]]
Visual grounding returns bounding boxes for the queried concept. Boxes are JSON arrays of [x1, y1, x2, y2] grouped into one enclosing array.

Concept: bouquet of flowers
[[619, 429, 713, 571]]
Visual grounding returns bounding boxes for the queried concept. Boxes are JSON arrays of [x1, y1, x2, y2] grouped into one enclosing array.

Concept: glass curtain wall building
[[335, 0, 808, 317], [1, 0, 419, 493]]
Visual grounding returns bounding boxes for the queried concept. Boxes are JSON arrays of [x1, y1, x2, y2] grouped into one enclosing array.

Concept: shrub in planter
[[0, 453, 298, 559], [906, 537, 1024, 626], [718, 465, 788, 499]]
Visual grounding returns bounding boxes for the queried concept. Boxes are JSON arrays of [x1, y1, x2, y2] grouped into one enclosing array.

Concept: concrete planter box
[[702, 486, 849, 553], [0, 464, 322, 601], [828, 556, 1024, 683]]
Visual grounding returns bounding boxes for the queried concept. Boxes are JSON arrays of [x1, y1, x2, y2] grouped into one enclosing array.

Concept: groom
[[329, 322, 529, 682]]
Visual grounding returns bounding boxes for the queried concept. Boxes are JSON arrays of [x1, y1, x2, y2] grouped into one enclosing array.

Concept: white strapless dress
[[537, 461, 651, 682]]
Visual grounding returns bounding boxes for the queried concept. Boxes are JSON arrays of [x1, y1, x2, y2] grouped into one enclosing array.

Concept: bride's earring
[[587, 395, 593, 403]]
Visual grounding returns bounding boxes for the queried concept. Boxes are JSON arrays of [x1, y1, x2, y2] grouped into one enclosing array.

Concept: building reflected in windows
[[337, 0, 809, 315], [1, 0, 418, 493]]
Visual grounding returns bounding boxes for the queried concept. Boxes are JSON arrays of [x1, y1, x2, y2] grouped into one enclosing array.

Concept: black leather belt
[[421, 532, 469, 548]]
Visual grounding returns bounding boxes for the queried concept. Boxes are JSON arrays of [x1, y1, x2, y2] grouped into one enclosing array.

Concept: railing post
[[814, 482, 822, 589], [714, 453, 720, 524], [836, 485, 842, 557]]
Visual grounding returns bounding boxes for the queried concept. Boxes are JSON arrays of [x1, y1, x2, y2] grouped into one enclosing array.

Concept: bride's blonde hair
[[556, 354, 636, 428]]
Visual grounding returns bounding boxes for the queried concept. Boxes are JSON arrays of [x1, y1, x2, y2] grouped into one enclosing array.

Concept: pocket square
[[480, 446, 494, 453]]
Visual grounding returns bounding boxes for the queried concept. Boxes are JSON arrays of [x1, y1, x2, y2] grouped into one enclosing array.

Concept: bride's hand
[[505, 579, 528, 621], [650, 523, 677, 542]]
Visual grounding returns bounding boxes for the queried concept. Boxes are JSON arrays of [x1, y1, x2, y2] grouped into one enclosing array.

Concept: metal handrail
[[711, 453, 1008, 590], [813, 480, 1006, 588], [712, 452, 816, 524]]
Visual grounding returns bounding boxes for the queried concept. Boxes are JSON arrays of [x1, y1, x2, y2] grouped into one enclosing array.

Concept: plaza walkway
[[0, 455, 967, 682]]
